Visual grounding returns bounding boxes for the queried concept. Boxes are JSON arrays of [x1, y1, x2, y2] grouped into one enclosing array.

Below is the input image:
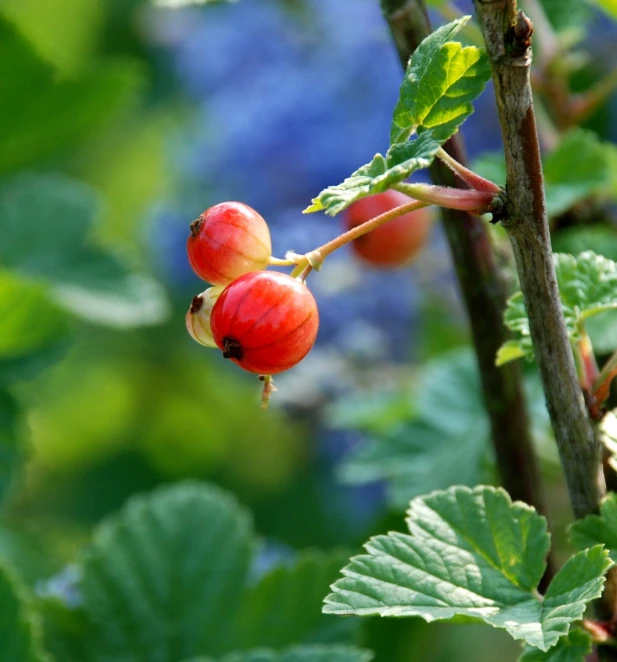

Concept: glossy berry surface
[[210, 271, 319, 374], [344, 191, 432, 267], [187, 202, 272, 285]]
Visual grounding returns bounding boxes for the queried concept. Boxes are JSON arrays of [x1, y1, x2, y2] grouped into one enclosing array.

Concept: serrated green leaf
[[0, 174, 169, 328], [497, 252, 617, 364], [305, 18, 490, 216], [570, 493, 617, 563], [543, 130, 614, 217], [390, 17, 491, 144], [184, 644, 373, 662], [79, 482, 253, 661], [304, 133, 439, 215], [519, 629, 592, 662], [0, 563, 50, 662], [324, 486, 612, 652], [235, 551, 360, 648]]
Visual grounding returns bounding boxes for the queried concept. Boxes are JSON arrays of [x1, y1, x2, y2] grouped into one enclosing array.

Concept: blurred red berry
[[210, 271, 319, 374], [344, 191, 432, 267], [187, 202, 272, 285]]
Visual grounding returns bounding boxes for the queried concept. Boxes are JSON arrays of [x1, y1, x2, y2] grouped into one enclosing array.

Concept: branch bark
[[381, 0, 551, 532], [471, 0, 605, 520]]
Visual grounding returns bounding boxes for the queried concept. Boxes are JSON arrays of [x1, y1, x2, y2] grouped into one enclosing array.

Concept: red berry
[[344, 191, 432, 267], [187, 202, 272, 285], [210, 271, 319, 375]]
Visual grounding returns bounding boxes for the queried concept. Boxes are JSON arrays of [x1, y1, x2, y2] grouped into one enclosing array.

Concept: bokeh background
[[2, 0, 617, 660]]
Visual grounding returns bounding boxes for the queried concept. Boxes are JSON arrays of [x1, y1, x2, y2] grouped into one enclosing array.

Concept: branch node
[[507, 10, 534, 60]]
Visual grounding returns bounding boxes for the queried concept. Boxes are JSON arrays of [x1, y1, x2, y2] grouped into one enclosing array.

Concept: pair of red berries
[[186, 202, 319, 375], [186, 193, 431, 376]]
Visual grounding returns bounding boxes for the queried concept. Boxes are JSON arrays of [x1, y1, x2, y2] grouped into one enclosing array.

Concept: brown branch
[[472, 0, 605, 520], [381, 0, 552, 550]]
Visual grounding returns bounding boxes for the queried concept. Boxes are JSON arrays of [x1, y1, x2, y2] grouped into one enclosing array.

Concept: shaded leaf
[[184, 645, 373, 662], [0, 174, 169, 327], [0, 390, 22, 503], [570, 492, 617, 563], [543, 130, 613, 217], [324, 486, 612, 652], [0, 563, 50, 662], [235, 551, 360, 649], [79, 482, 253, 661], [518, 629, 592, 662]]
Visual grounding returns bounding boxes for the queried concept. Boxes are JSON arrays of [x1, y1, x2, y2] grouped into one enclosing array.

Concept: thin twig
[[472, 0, 605, 520], [381, 0, 555, 588]]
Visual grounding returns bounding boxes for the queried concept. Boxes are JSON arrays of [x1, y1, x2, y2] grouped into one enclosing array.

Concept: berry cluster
[[186, 195, 434, 407], [186, 202, 320, 381]]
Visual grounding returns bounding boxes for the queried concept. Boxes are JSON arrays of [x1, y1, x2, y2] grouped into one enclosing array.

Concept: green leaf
[[519, 629, 592, 662], [543, 130, 614, 217], [324, 485, 612, 652], [235, 551, 360, 649], [390, 17, 491, 144], [0, 272, 69, 365], [497, 252, 617, 364], [536, 0, 591, 31], [79, 482, 253, 661], [553, 226, 617, 263], [184, 645, 373, 662], [304, 134, 439, 215], [0, 16, 143, 174], [0, 390, 22, 503], [0, 174, 169, 328], [0, 563, 50, 662], [570, 493, 617, 563], [305, 17, 491, 216], [337, 350, 489, 508], [474, 131, 615, 219]]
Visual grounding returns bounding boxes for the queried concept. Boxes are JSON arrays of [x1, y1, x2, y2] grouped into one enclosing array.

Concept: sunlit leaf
[[324, 486, 612, 652], [305, 17, 491, 216]]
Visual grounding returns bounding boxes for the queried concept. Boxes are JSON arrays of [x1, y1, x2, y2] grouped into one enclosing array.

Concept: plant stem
[[393, 182, 497, 212], [472, 0, 605, 520], [594, 351, 617, 407], [381, 0, 553, 577], [291, 200, 430, 279]]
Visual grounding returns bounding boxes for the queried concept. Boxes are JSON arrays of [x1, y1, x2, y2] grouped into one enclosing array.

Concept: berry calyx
[[187, 202, 272, 285], [185, 286, 224, 347], [344, 191, 432, 267], [210, 271, 319, 374]]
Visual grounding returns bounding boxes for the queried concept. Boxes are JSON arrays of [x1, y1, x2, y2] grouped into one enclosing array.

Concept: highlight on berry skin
[[187, 201, 272, 285], [344, 190, 432, 268]]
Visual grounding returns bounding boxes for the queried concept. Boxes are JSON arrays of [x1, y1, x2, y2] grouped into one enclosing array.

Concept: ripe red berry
[[187, 202, 272, 285], [210, 271, 319, 375], [344, 191, 432, 267]]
